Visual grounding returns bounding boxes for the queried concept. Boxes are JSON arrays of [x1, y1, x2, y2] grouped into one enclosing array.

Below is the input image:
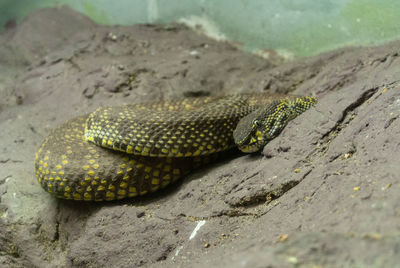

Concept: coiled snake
[[34, 93, 316, 201]]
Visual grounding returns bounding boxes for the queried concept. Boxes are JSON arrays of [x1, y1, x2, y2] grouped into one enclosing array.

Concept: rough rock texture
[[1, 6, 400, 268]]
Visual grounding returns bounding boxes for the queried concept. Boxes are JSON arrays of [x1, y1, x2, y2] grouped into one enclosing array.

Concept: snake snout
[[235, 96, 317, 153], [265, 96, 317, 141]]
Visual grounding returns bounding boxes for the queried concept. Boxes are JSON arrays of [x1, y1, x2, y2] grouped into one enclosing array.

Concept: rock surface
[[1, 6, 400, 268]]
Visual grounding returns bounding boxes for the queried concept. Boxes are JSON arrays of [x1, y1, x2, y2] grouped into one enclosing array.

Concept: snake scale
[[34, 93, 316, 201]]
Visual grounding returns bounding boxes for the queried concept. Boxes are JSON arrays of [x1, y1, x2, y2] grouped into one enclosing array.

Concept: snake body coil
[[34, 93, 316, 201]]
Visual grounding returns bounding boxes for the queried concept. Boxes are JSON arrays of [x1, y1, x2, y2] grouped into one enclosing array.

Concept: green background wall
[[1, 0, 399, 58]]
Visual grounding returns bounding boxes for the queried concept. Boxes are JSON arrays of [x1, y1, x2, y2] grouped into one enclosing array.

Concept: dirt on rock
[[1, 6, 400, 268]]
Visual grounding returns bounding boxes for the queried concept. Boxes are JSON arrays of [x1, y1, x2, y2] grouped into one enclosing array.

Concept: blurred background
[[1, 0, 400, 58]]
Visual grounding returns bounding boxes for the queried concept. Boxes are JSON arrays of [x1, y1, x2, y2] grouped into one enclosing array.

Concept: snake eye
[[252, 119, 261, 128]]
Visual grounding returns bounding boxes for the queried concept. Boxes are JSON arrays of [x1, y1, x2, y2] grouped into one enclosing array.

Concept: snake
[[34, 93, 316, 201]]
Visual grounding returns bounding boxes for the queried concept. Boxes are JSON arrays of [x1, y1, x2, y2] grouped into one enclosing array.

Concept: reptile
[[34, 93, 316, 201]]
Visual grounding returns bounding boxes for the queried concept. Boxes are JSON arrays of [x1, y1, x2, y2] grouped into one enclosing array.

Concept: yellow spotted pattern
[[34, 116, 202, 201], [85, 95, 253, 157], [35, 93, 316, 201]]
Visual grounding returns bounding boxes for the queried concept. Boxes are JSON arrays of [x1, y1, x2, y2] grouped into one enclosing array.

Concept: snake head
[[233, 96, 317, 153]]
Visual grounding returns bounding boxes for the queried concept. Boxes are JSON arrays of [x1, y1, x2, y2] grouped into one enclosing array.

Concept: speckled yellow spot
[[193, 150, 201, 156], [129, 187, 137, 193], [136, 163, 144, 169], [108, 185, 115, 191], [117, 189, 126, 196], [97, 185, 105, 191], [84, 193, 92, 200], [106, 191, 115, 199], [163, 165, 171, 172]]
